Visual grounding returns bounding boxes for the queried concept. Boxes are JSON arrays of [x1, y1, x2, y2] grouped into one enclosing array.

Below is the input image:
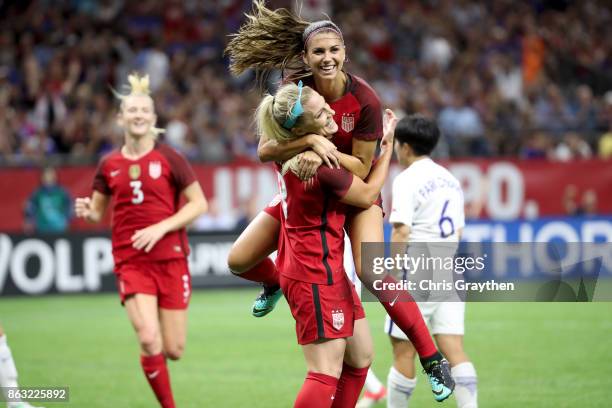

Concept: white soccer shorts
[[385, 301, 465, 339]]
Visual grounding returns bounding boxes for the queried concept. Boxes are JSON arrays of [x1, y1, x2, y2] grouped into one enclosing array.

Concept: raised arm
[[258, 132, 340, 168], [339, 109, 397, 208], [336, 138, 376, 180]]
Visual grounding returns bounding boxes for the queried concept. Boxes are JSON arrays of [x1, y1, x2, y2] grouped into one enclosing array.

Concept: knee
[[227, 246, 248, 274], [357, 345, 374, 368], [346, 348, 374, 369], [329, 362, 344, 379], [310, 358, 344, 379], [164, 343, 185, 361], [137, 328, 160, 354]]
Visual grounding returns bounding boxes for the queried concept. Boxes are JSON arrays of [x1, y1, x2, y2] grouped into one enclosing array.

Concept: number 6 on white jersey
[[439, 199, 455, 238]]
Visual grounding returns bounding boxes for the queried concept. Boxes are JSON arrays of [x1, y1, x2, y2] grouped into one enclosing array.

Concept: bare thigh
[[227, 212, 280, 273], [124, 294, 162, 355], [301, 338, 347, 378], [347, 205, 384, 281]]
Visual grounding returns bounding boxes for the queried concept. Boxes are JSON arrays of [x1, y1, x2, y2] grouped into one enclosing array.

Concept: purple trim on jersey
[[92, 150, 118, 195], [346, 73, 383, 141], [156, 143, 197, 191]]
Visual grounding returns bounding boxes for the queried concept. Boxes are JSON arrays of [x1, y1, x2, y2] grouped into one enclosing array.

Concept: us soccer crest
[[129, 164, 141, 180], [149, 161, 162, 179], [332, 309, 344, 330], [341, 114, 355, 132]]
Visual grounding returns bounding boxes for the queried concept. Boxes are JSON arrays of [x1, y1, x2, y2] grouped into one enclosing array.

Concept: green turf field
[[1, 289, 611, 407]]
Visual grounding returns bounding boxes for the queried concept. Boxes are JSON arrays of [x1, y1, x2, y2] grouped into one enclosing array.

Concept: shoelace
[[423, 364, 444, 386]]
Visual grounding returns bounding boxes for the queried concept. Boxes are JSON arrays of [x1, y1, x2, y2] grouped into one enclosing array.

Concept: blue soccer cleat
[[423, 358, 454, 402], [251, 285, 283, 317]]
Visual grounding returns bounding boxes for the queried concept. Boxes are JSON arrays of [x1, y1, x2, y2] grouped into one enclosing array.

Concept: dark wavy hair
[[225, 0, 343, 87]]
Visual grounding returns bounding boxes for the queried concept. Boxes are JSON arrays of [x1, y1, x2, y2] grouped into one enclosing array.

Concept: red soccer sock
[[331, 363, 369, 408], [375, 274, 438, 359], [235, 258, 280, 287], [294, 371, 338, 408], [140, 353, 175, 408]]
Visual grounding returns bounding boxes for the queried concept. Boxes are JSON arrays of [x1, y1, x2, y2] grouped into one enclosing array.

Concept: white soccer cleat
[[356, 386, 387, 408], [8, 402, 45, 408]]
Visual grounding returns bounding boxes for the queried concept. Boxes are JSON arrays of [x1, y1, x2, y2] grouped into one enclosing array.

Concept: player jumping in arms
[[0, 325, 41, 408], [256, 80, 394, 407], [225, 0, 453, 402], [74, 74, 207, 408], [384, 115, 477, 408]]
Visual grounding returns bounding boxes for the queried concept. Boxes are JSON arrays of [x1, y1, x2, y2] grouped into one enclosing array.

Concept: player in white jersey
[[0, 325, 41, 408], [384, 115, 477, 408]]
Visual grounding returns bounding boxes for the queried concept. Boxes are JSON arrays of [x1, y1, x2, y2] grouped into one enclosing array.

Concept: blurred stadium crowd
[[1, 0, 611, 165]]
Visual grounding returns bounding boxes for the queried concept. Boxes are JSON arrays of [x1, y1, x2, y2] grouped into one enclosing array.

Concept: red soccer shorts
[[351, 281, 366, 320], [114, 258, 191, 310], [263, 194, 283, 221], [280, 273, 366, 345]]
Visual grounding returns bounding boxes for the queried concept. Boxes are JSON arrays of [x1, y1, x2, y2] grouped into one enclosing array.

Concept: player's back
[[276, 166, 353, 285], [392, 158, 464, 243]]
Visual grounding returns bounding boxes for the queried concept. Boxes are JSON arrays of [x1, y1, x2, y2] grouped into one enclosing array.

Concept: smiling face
[[298, 90, 338, 137], [118, 94, 156, 139], [303, 31, 345, 81]]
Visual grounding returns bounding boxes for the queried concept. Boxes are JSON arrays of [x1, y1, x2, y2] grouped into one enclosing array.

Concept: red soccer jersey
[[93, 143, 196, 265], [275, 165, 353, 285], [303, 72, 383, 155]]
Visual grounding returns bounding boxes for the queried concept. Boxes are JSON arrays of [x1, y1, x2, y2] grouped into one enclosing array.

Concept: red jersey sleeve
[[92, 158, 111, 195], [159, 144, 197, 192], [316, 167, 353, 200], [353, 77, 383, 141]]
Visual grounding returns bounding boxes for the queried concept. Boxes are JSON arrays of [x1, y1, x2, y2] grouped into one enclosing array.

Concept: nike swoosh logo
[[389, 294, 400, 307], [148, 370, 160, 379], [110, 170, 120, 177], [433, 388, 444, 395]]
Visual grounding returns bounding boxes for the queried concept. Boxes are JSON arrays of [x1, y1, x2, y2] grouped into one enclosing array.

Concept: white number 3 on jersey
[[130, 180, 144, 204]]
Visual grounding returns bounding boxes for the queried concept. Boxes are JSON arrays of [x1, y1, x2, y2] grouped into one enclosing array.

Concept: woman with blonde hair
[[226, 1, 454, 402], [255, 80, 393, 407], [75, 74, 207, 407]]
